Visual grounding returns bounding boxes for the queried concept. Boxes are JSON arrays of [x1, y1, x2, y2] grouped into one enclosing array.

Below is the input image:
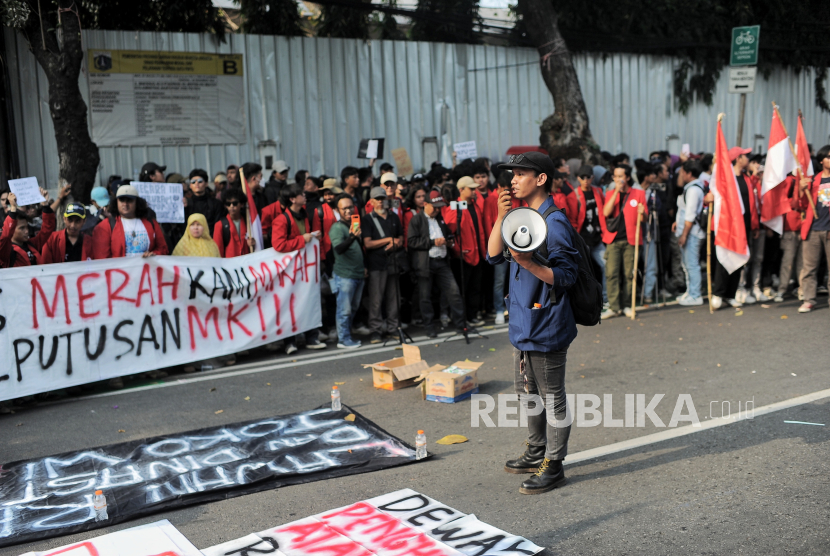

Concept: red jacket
[[92, 216, 169, 259], [782, 176, 803, 233], [308, 203, 336, 257], [797, 173, 827, 240], [272, 209, 312, 253], [41, 229, 94, 264], [441, 202, 486, 266], [0, 211, 55, 267], [552, 184, 579, 229], [601, 187, 648, 246], [575, 185, 609, 237], [483, 192, 522, 238], [261, 202, 283, 232], [213, 215, 250, 258]]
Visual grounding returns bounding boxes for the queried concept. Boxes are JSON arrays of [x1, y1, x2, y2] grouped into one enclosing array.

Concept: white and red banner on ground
[[17, 490, 543, 556], [0, 243, 321, 402]]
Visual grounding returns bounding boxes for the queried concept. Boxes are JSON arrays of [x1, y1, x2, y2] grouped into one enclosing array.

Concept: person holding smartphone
[[272, 183, 326, 354], [329, 194, 366, 349]]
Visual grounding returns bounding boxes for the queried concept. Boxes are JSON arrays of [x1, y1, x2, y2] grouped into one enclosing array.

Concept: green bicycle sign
[[730, 26, 760, 66]]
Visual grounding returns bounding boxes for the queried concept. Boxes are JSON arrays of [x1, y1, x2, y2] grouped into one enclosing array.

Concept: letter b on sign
[[223, 60, 238, 75]]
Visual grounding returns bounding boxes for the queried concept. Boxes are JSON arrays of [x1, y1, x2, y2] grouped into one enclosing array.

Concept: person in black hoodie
[[186, 169, 226, 233], [264, 160, 289, 205]]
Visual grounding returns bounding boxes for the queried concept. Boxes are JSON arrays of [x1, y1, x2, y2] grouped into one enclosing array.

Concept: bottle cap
[[417, 430, 424, 434], [95, 490, 103, 495], [333, 386, 338, 389]]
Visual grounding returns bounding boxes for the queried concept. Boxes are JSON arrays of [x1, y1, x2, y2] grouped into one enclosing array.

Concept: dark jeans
[[419, 257, 466, 330], [459, 260, 483, 319], [368, 268, 399, 334], [513, 347, 570, 461], [713, 258, 743, 299]]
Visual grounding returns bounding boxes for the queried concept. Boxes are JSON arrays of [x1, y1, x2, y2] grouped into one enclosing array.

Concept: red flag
[[711, 120, 750, 274], [240, 172, 264, 251], [795, 113, 814, 177], [760, 109, 797, 234]]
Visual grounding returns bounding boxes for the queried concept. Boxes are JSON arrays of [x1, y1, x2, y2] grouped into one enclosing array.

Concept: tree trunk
[[516, 0, 599, 165], [22, 0, 100, 202]]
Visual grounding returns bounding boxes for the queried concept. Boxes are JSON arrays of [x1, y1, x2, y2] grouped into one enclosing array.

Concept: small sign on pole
[[728, 67, 757, 94], [730, 25, 760, 66]]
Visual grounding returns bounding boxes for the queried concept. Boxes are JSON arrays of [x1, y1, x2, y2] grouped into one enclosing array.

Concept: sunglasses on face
[[191, 178, 205, 184], [118, 196, 136, 203], [225, 201, 240, 207]]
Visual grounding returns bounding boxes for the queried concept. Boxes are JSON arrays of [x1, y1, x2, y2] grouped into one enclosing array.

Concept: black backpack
[[534, 206, 603, 327]]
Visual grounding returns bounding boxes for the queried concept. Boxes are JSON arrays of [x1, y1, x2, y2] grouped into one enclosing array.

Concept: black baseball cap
[[499, 152, 558, 183], [64, 203, 87, 219], [140, 162, 166, 179]]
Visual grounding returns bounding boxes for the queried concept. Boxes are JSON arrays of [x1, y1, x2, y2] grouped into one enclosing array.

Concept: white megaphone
[[501, 207, 548, 252]]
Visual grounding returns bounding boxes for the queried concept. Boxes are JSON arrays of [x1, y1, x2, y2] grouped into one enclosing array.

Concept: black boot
[[519, 458, 566, 494], [504, 443, 545, 474]]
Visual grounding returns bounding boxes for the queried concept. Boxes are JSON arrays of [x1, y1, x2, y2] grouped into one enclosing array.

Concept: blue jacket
[[488, 197, 580, 352]]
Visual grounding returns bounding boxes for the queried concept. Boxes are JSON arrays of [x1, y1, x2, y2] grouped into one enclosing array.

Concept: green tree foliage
[[539, 0, 830, 113], [410, 0, 480, 44], [317, 0, 372, 39], [237, 0, 304, 36], [78, 0, 226, 36]]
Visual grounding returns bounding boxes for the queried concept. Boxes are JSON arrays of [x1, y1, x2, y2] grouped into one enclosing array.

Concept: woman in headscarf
[[172, 214, 233, 372], [172, 213, 221, 258]]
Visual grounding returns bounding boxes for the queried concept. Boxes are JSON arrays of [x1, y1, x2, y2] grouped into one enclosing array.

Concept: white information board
[[7, 177, 45, 207], [88, 50, 246, 147], [453, 140, 478, 160]]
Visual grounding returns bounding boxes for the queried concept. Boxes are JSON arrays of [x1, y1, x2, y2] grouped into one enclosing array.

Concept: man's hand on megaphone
[[497, 189, 513, 220]]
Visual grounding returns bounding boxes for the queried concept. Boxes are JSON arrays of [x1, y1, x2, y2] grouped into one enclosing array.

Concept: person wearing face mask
[[213, 188, 256, 258], [41, 202, 95, 263], [92, 185, 169, 259], [185, 169, 226, 233], [0, 187, 65, 268]]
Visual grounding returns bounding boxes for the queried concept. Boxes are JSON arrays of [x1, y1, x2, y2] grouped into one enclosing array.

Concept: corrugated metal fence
[[5, 28, 830, 190]]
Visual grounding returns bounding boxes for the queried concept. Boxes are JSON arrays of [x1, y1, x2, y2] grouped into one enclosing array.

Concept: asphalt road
[[2, 298, 829, 555]]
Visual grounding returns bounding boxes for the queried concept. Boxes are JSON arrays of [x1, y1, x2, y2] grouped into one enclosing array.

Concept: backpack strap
[[108, 215, 117, 231]]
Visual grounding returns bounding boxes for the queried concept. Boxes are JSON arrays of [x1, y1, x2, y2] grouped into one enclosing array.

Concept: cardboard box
[[363, 344, 430, 390], [419, 360, 483, 403]]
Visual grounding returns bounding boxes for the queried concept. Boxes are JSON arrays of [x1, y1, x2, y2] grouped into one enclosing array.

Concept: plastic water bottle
[[331, 386, 341, 411], [93, 490, 108, 521], [415, 430, 427, 460]]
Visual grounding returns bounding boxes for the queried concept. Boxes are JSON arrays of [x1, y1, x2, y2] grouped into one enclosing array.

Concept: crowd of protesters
[[2, 142, 829, 391]]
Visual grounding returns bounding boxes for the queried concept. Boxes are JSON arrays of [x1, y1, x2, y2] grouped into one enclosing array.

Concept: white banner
[[0, 244, 322, 402]]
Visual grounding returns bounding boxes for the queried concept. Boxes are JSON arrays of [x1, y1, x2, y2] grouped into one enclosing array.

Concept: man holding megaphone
[[488, 151, 581, 495]]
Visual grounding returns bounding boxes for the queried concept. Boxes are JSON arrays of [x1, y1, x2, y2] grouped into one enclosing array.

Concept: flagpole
[[239, 168, 254, 240], [708, 113, 724, 314], [631, 210, 641, 320], [773, 101, 817, 216]]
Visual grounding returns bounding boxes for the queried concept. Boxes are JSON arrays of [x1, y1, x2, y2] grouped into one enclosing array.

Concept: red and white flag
[[795, 112, 814, 178], [710, 120, 750, 274], [240, 172, 264, 251], [760, 109, 798, 234]]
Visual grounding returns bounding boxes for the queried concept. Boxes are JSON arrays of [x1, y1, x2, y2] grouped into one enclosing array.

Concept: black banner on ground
[[0, 405, 417, 547]]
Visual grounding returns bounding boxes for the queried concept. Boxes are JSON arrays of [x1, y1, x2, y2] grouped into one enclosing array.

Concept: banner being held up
[[710, 116, 750, 274], [760, 107, 797, 234], [0, 244, 321, 402]]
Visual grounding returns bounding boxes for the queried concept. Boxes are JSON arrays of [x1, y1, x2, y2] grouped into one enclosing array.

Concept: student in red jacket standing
[[795, 144, 830, 313], [602, 164, 647, 318], [42, 203, 94, 263], [0, 188, 62, 267], [271, 183, 326, 353], [213, 188, 255, 257], [442, 176, 486, 327], [92, 185, 169, 259]]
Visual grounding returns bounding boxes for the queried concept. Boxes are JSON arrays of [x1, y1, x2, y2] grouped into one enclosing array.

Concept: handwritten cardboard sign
[[8, 176, 45, 207], [453, 141, 478, 161], [132, 181, 185, 223], [391, 147, 414, 177]]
